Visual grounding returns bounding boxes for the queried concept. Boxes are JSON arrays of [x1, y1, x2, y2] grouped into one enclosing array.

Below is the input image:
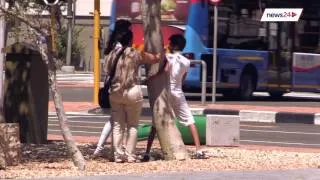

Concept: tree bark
[[39, 36, 86, 170], [48, 67, 86, 170], [0, 114, 6, 170], [0, 142, 6, 170], [141, 0, 189, 160]]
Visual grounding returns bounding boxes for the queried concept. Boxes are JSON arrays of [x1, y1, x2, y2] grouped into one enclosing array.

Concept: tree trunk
[[0, 114, 6, 170], [39, 36, 86, 170], [141, 0, 189, 160], [48, 68, 86, 170], [0, 145, 5, 170]]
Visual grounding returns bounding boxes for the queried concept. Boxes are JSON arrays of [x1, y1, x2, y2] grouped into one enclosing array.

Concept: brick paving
[[49, 101, 98, 112]]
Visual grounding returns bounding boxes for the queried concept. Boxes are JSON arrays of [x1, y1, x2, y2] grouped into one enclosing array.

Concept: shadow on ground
[[21, 141, 164, 164]]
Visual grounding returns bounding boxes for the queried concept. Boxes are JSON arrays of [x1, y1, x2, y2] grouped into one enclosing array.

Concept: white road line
[[48, 129, 101, 134], [241, 140, 320, 147], [48, 124, 103, 129], [241, 129, 320, 135], [48, 119, 106, 124], [48, 112, 110, 116], [48, 116, 109, 119]]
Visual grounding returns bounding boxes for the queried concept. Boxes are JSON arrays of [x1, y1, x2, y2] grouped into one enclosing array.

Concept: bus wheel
[[269, 91, 284, 99], [239, 73, 255, 100]]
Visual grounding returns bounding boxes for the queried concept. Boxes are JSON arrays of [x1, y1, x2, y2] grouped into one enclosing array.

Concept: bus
[[110, 0, 320, 100], [183, 0, 320, 99]]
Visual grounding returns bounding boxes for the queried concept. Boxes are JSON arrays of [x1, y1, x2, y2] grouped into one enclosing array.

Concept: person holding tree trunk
[[142, 34, 206, 161], [104, 29, 161, 163], [93, 19, 132, 157]]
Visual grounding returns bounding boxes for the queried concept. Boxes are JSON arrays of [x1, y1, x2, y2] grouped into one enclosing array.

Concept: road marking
[[48, 124, 103, 129], [48, 120, 106, 124], [240, 124, 276, 128], [49, 116, 109, 119], [48, 129, 101, 134], [241, 129, 320, 135], [48, 112, 109, 116], [241, 140, 320, 147]]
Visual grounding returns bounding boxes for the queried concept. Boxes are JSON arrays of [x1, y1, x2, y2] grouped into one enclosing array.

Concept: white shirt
[[166, 52, 190, 94], [166, 52, 195, 126]]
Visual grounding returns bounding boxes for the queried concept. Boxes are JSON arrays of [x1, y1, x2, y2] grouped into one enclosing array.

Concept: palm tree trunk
[[141, 0, 189, 160]]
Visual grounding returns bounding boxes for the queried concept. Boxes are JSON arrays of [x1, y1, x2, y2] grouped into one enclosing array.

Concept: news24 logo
[[261, 8, 303, 22], [43, 0, 60, 6]]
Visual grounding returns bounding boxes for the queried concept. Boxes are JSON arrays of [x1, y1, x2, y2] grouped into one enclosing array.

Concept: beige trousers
[[109, 85, 143, 160]]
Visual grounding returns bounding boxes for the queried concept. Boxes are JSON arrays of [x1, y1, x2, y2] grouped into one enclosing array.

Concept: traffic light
[[43, 0, 60, 6]]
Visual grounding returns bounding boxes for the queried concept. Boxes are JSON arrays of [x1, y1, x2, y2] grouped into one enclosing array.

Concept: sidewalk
[[35, 169, 320, 180]]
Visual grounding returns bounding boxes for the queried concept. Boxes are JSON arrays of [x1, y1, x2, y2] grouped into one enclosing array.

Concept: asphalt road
[[48, 112, 320, 149], [48, 84, 320, 149], [51, 86, 320, 107]]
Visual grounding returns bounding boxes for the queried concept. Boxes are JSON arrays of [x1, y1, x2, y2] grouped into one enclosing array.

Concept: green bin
[[176, 115, 206, 145], [137, 115, 207, 145], [137, 124, 152, 141]]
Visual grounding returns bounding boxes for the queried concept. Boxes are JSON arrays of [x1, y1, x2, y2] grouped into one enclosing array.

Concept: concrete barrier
[[206, 114, 240, 146], [240, 110, 276, 123]]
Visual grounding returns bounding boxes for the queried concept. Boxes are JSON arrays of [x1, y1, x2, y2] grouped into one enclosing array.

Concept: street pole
[[93, 0, 100, 104], [66, 0, 73, 66], [50, 6, 57, 53], [0, 0, 5, 109], [73, 0, 76, 25], [212, 5, 218, 103]]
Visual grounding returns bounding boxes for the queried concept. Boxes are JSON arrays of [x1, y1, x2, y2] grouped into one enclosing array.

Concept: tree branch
[[0, 6, 48, 36]]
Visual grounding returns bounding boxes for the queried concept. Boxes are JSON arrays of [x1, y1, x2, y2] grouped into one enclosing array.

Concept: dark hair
[[104, 19, 132, 55], [115, 30, 133, 47], [114, 19, 132, 33], [169, 34, 186, 51]]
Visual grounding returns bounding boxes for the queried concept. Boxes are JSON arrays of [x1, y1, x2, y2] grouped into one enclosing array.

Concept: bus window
[[298, 20, 320, 53], [208, 4, 266, 50]]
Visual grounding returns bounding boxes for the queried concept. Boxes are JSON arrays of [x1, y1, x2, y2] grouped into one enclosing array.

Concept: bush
[[55, 26, 84, 69]]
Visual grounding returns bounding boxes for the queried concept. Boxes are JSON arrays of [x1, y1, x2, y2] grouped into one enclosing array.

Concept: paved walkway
[[34, 169, 320, 180]]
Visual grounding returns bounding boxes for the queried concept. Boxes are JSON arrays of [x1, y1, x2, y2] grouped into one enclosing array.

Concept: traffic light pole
[[66, 0, 73, 66], [93, 0, 100, 104], [212, 4, 218, 103]]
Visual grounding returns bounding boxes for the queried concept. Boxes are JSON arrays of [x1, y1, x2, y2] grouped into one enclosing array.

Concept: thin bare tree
[[0, 0, 85, 170]]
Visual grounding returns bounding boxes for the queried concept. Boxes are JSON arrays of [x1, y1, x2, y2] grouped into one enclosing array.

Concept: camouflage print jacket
[[104, 43, 142, 93]]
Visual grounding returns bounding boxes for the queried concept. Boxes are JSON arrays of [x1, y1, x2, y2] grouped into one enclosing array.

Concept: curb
[[193, 108, 319, 125], [86, 107, 320, 125]]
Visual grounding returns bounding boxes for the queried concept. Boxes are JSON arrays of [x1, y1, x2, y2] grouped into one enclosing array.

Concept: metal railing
[[188, 60, 207, 105]]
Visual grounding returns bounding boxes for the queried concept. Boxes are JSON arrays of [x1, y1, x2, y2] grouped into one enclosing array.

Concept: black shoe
[[141, 153, 150, 162]]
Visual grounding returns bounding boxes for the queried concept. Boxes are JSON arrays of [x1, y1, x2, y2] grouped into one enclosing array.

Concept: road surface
[[48, 112, 320, 149]]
